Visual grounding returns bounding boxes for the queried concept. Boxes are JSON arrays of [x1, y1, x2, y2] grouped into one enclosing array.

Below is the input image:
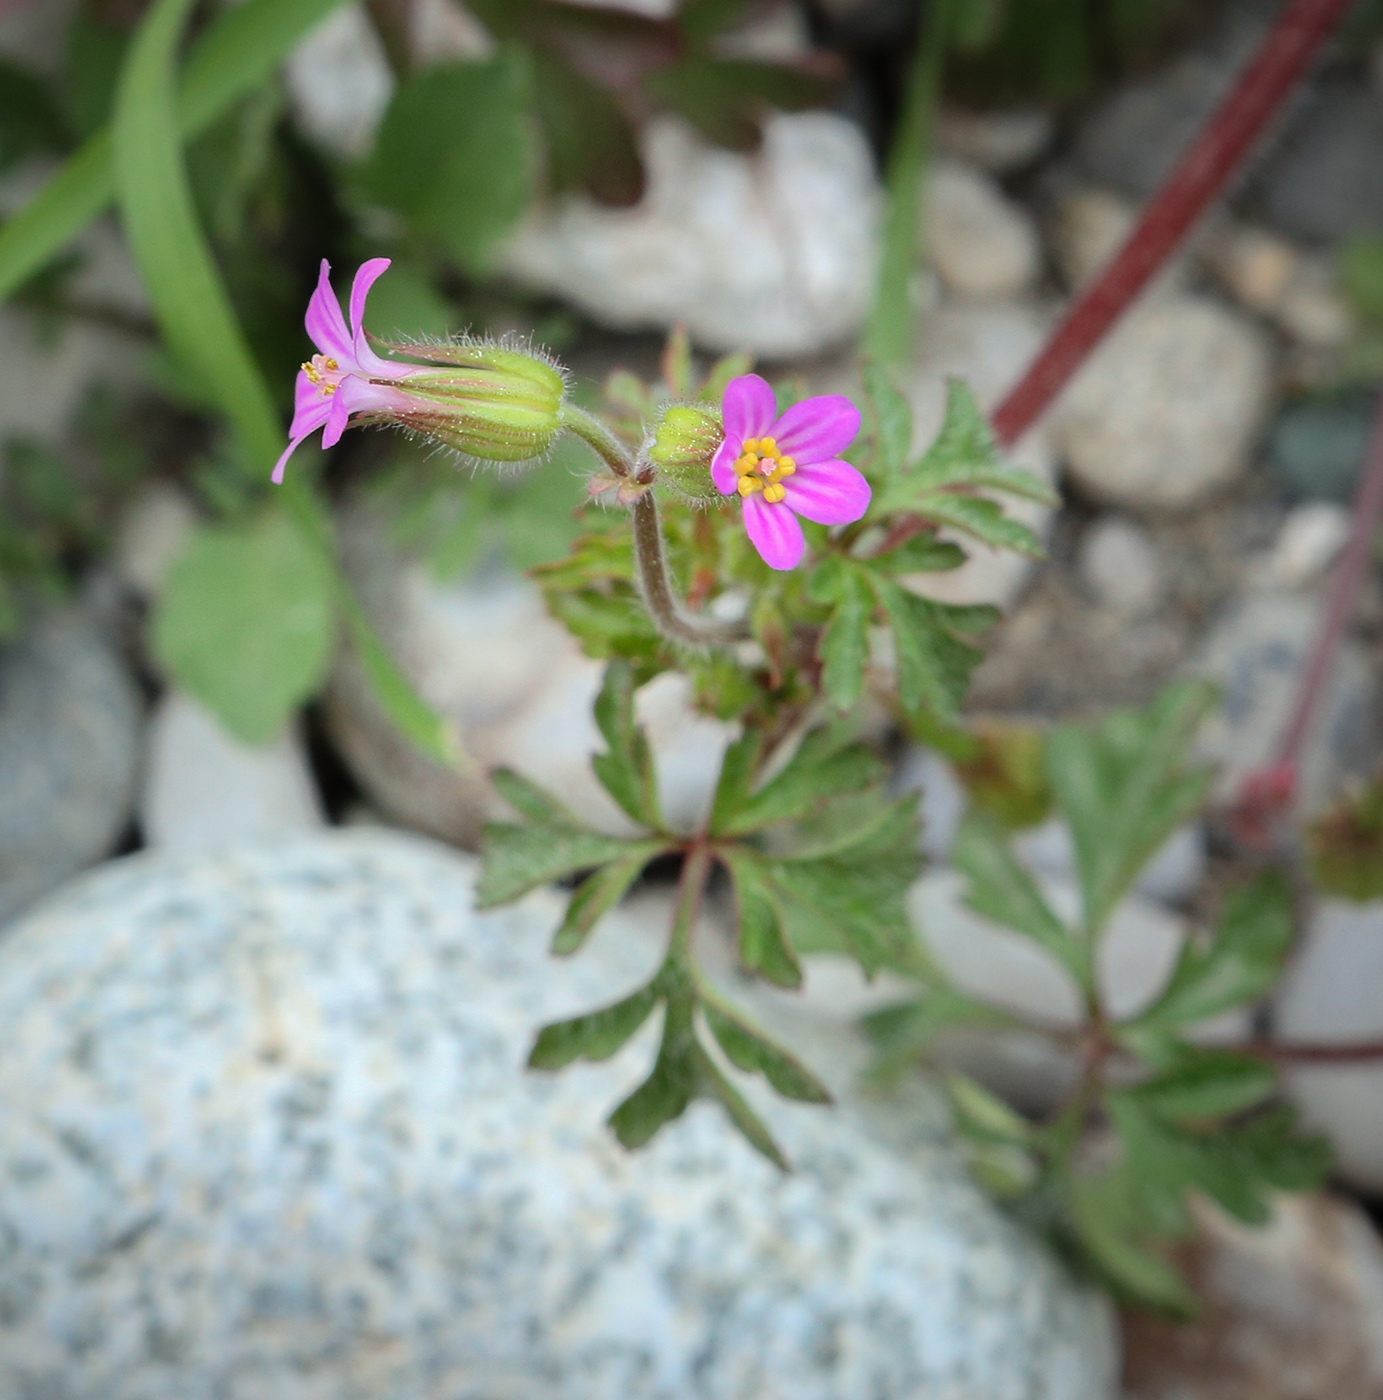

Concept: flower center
[[302, 354, 342, 396], [734, 437, 796, 504]]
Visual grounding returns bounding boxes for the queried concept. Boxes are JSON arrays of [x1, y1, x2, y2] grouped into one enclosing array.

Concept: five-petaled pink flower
[[273, 257, 427, 484], [711, 374, 870, 571]]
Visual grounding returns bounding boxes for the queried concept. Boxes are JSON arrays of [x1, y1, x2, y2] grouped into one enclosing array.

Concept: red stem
[[1245, 1037, 1383, 1064], [990, 0, 1354, 449]]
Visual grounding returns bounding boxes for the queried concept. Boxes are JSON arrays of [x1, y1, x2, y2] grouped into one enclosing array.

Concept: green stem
[[632, 493, 745, 650], [864, 0, 953, 366], [669, 842, 714, 965], [560, 402, 637, 478]]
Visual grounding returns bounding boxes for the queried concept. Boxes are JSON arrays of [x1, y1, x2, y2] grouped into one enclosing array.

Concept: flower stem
[[632, 492, 746, 650], [990, 0, 1354, 448], [561, 402, 635, 479], [669, 841, 714, 965]]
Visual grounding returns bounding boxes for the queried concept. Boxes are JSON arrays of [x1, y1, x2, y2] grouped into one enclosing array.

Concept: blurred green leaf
[[554, 846, 664, 955], [873, 578, 990, 723], [0, 0, 347, 304], [153, 509, 336, 745], [529, 48, 643, 205], [477, 819, 642, 908], [953, 720, 1052, 830], [361, 53, 536, 272], [809, 557, 875, 712], [702, 994, 832, 1103], [608, 991, 699, 1149], [592, 661, 663, 829], [1127, 1052, 1277, 1123], [944, 1070, 1034, 1142], [530, 979, 662, 1069], [723, 848, 803, 988], [695, 1040, 788, 1169], [0, 59, 70, 172], [1047, 682, 1215, 937], [1308, 776, 1383, 901]]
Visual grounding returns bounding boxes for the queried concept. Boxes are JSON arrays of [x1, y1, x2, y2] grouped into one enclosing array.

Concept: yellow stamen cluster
[[302, 354, 341, 394], [734, 436, 796, 504]]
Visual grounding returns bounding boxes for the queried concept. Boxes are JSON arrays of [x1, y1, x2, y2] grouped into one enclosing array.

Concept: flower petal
[[772, 393, 861, 464], [348, 257, 401, 377], [782, 458, 872, 526], [722, 374, 777, 446], [288, 370, 331, 437], [742, 494, 805, 571], [305, 259, 352, 362], [711, 437, 740, 494], [272, 421, 325, 485]]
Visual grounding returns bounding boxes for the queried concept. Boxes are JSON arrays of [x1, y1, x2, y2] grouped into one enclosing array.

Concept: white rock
[[900, 299, 1059, 608], [139, 692, 325, 855], [715, 0, 811, 61], [1049, 296, 1273, 511], [1275, 898, 1383, 1193], [925, 158, 1042, 299], [1077, 515, 1167, 617], [1123, 1193, 1383, 1400], [113, 483, 199, 604], [1053, 187, 1139, 293], [0, 307, 147, 443], [1256, 502, 1350, 590], [0, 831, 1120, 1399], [326, 512, 737, 846], [1192, 591, 1378, 812], [409, 0, 494, 62], [1276, 257, 1357, 349], [500, 112, 880, 356], [285, 3, 394, 160], [895, 745, 968, 863], [1205, 223, 1301, 315], [936, 107, 1054, 173]]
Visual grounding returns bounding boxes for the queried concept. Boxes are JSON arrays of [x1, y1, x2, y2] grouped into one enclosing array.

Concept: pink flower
[[273, 259, 567, 482], [273, 258, 425, 484], [711, 374, 870, 571]]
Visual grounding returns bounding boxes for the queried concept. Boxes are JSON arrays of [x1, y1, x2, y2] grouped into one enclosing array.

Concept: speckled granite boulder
[[0, 831, 1118, 1400]]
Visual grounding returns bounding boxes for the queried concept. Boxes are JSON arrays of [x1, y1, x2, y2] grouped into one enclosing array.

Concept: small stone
[[924, 158, 1041, 299], [935, 106, 1054, 173], [1123, 1193, 1383, 1400], [1275, 898, 1383, 1194], [1254, 77, 1383, 243], [139, 692, 325, 855], [0, 831, 1120, 1399], [1205, 223, 1300, 316], [285, 3, 394, 160], [1049, 296, 1273, 511], [1192, 591, 1379, 812], [0, 610, 142, 929], [113, 483, 198, 604], [1256, 502, 1350, 590], [500, 112, 880, 356], [894, 745, 968, 864], [1077, 516, 1166, 618], [1053, 187, 1139, 294], [1268, 398, 1373, 504], [1275, 257, 1356, 349], [715, 0, 811, 61]]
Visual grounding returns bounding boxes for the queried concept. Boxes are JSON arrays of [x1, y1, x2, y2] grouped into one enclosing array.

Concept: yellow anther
[[763, 483, 787, 503], [302, 360, 321, 385], [759, 437, 777, 456], [324, 357, 339, 371], [742, 438, 759, 453], [777, 456, 795, 474], [739, 452, 759, 470], [737, 476, 762, 497]]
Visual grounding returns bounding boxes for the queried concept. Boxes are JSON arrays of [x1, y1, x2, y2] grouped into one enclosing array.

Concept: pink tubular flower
[[273, 259, 567, 484], [273, 258, 421, 483], [711, 374, 870, 571]]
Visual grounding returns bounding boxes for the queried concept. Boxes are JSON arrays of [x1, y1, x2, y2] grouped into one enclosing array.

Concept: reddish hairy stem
[[1244, 1037, 1383, 1064], [990, 0, 1353, 449]]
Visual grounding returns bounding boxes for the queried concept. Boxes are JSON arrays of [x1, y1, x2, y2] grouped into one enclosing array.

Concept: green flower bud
[[649, 403, 724, 502], [379, 340, 568, 463]]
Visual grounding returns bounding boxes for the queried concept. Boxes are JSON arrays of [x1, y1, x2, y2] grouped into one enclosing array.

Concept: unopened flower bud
[[648, 403, 724, 502]]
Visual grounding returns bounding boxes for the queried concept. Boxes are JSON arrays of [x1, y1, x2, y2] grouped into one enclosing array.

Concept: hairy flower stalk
[[273, 258, 565, 483]]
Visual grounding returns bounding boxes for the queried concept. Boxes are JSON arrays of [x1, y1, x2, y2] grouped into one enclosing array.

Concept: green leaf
[[529, 980, 662, 1069], [1047, 681, 1215, 937], [862, 361, 914, 477], [723, 849, 803, 989], [491, 767, 575, 825], [1128, 1052, 1277, 1123], [873, 578, 987, 723], [903, 490, 1046, 557], [113, 0, 281, 469], [591, 661, 663, 829], [871, 532, 967, 575], [0, 0, 347, 305], [553, 845, 663, 955], [694, 1041, 789, 1169], [360, 53, 536, 272], [1224, 1106, 1331, 1192], [718, 727, 886, 836], [952, 721, 1052, 830], [861, 988, 1012, 1082], [529, 48, 643, 205], [811, 561, 875, 712], [608, 994, 699, 1149], [153, 509, 335, 745], [953, 811, 1089, 988], [709, 731, 761, 834], [476, 822, 640, 907], [1134, 871, 1295, 1030], [702, 997, 832, 1104], [1070, 1167, 1199, 1316], [944, 1071, 1034, 1143]]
